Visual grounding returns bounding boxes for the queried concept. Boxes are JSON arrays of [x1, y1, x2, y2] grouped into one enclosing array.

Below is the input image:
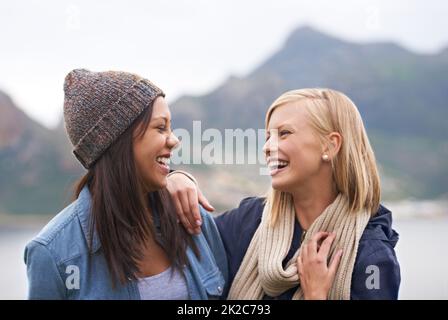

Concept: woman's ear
[[324, 132, 342, 160]]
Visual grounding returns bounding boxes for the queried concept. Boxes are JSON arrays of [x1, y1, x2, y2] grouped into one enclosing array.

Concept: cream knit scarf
[[228, 193, 370, 300]]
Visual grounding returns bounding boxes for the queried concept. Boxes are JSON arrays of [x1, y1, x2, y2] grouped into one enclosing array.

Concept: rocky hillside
[[1, 26, 447, 214], [170, 26, 448, 200], [0, 91, 83, 214]]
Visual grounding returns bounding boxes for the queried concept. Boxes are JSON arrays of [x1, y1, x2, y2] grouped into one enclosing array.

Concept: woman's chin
[[143, 176, 167, 192], [271, 176, 296, 193], [271, 179, 288, 192], [157, 177, 168, 189]]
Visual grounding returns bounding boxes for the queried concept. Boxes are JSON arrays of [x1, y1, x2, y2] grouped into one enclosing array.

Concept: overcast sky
[[1, 0, 447, 128]]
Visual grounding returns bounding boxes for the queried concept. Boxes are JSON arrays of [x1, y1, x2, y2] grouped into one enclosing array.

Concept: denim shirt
[[24, 186, 228, 300]]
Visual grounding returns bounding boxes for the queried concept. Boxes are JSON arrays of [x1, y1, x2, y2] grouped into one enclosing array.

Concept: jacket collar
[[76, 186, 102, 253], [361, 204, 399, 247]]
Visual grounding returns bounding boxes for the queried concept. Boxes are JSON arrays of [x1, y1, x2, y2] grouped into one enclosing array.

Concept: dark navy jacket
[[215, 197, 401, 300]]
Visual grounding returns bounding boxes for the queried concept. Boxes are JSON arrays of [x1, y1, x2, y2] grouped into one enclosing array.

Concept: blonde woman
[[167, 88, 400, 299]]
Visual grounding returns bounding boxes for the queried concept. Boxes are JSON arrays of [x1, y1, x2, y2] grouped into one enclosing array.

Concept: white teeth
[[156, 157, 170, 165], [267, 159, 289, 169]]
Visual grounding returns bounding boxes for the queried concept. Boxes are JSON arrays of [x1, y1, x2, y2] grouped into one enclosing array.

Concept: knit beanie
[[63, 69, 165, 169]]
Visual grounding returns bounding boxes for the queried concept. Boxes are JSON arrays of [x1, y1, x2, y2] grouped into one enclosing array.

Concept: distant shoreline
[[1, 199, 447, 230], [383, 199, 448, 220], [0, 213, 53, 230]]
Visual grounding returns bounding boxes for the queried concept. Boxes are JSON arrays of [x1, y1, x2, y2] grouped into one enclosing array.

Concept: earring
[[322, 154, 329, 161]]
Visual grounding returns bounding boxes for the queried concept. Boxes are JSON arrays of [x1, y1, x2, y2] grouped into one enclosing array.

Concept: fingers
[[329, 249, 343, 278], [297, 254, 303, 277], [178, 191, 196, 234], [317, 232, 336, 260], [310, 231, 330, 243], [177, 208, 194, 234], [166, 173, 202, 234], [198, 189, 215, 212], [300, 243, 308, 263], [187, 188, 202, 234], [172, 192, 191, 230], [308, 231, 329, 256]]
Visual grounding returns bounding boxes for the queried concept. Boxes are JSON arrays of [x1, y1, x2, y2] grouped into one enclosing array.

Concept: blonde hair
[[265, 88, 380, 226]]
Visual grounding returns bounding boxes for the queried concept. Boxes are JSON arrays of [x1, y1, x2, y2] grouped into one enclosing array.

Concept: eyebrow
[[151, 116, 170, 122], [268, 123, 295, 131]]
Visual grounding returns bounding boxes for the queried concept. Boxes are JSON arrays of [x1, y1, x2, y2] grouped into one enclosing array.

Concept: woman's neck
[[291, 180, 338, 231]]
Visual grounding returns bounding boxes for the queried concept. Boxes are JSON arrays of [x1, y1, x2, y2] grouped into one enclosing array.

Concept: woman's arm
[[166, 171, 214, 234], [166, 171, 264, 297], [167, 171, 348, 300]]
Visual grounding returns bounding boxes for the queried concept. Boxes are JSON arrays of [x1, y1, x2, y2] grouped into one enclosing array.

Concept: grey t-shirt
[[137, 266, 190, 300]]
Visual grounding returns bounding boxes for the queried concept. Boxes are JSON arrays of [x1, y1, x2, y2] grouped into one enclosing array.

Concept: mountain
[[172, 27, 448, 137], [0, 26, 447, 215], [0, 91, 83, 214], [170, 26, 448, 199]]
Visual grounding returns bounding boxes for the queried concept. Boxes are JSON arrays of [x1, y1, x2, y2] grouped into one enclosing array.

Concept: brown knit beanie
[[63, 69, 165, 169]]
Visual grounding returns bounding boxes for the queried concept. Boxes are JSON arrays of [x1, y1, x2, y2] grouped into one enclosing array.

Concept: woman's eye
[[158, 126, 167, 132], [280, 130, 291, 137]]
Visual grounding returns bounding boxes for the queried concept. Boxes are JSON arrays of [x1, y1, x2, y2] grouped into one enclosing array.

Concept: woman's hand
[[297, 231, 343, 300], [166, 172, 214, 235]]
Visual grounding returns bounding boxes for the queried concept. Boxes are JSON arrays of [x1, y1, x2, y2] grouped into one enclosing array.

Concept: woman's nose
[[262, 140, 270, 156], [263, 135, 278, 156], [167, 131, 180, 149]]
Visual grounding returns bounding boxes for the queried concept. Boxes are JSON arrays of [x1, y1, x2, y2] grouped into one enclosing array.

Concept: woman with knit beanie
[[169, 88, 400, 299], [24, 69, 227, 299]]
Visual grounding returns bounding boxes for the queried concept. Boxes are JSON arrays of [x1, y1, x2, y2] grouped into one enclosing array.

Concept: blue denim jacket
[[24, 186, 228, 300]]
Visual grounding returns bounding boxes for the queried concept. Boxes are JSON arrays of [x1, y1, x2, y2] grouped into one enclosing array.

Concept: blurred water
[[0, 227, 34, 299], [394, 218, 448, 299], [0, 218, 447, 299]]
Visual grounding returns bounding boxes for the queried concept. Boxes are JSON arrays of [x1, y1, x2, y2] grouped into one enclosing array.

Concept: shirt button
[[217, 286, 223, 293]]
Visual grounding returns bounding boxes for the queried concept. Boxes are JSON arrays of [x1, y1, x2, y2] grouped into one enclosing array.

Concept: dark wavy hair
[[74, 101, 198, 287]]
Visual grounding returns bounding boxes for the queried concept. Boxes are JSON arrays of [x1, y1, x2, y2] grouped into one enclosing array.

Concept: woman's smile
[[267, 157, 290, 176], [155, 154, 171, 175]]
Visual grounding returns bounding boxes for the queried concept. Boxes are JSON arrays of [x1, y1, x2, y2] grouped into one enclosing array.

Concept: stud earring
[[322, 154, 329, 161]]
